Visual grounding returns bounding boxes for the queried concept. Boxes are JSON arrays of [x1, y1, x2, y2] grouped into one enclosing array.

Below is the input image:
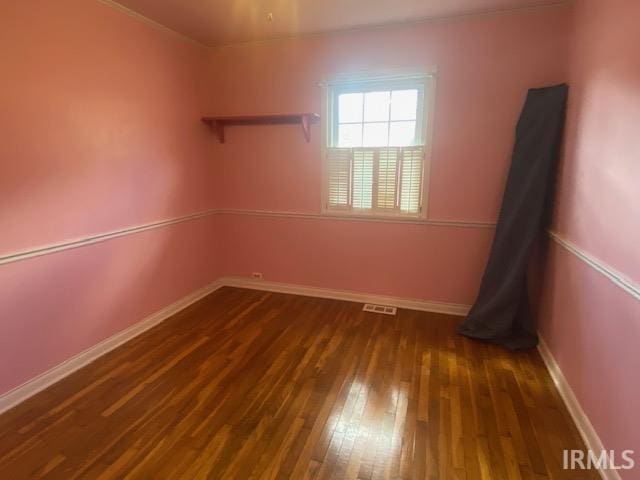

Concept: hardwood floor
[[0, 287, 597, 479]]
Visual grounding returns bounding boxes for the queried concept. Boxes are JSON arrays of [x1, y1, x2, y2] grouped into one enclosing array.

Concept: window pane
[[338, 123, 363, 147], [364, 91, 390, 122], [389, 121, 416, 147], [363, 122, 389, 147], [338, 93, 363, 123], [390, 89, 418, 121]]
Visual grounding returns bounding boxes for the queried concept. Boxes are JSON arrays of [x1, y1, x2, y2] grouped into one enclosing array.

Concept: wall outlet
[[251, 272, 263, 280]]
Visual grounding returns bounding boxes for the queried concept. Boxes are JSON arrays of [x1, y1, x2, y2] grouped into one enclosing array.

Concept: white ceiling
[[112, 0, 564, 46]]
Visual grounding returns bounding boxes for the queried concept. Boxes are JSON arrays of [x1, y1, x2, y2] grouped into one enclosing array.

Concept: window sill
[[320, 209, 427, 223]]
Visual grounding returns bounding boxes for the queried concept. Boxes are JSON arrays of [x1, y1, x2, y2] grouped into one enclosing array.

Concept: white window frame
[[320, 67, 437, 220]]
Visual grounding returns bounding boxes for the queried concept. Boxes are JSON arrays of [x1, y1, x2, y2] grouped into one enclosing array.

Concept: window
[[323, 71, 435, 217]]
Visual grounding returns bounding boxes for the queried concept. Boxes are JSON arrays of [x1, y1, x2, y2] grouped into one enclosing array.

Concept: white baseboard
[[218, 276, 471, 316], [0, 280, 224, 415], [537, 338, 615, 480]]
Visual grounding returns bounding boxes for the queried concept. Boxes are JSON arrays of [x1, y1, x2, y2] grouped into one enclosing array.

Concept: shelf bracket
[[203, 118, 225, 143], [212, 120, 225, 143], [301, 114, 311, 143]]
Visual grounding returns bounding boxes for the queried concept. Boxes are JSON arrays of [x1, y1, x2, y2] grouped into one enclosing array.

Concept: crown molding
[[98, 0, 570, 49], [96, 0, 206, 48]]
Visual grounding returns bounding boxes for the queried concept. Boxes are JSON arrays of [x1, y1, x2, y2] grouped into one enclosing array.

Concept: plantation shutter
[[352, 149, 374, 209], [399, 147, 424, 213], [377, 148, 398, 209], [325, 146, 425, 215], [326, 148, 351, 208]]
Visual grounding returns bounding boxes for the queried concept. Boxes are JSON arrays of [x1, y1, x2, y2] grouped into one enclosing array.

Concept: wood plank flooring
[[0, 287, 597, 479]]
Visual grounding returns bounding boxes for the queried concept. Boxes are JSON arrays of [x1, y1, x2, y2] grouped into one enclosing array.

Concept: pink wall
[[538, 0, 640, 476], [205, 6, 572, 303], [0, 219, 220, 395], [0, 1, 220, 396], [1, 1, 215, 253], [216, 213, 493, 303], [539, 243, 640, 473], [552, 1, 640, 284]]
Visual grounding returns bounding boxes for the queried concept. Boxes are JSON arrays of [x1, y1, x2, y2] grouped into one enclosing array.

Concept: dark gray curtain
[[457, 84, 568, 350]]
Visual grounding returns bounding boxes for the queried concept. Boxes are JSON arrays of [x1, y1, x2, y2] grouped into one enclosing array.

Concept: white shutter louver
[[399, 146, 424, 214], [377, 147, 399, 210], [327, 148, 351, 208], [352, 149, 374, 209]]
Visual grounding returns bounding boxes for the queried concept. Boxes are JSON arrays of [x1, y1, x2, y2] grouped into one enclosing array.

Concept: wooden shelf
[[202, 113, 320, 143]]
